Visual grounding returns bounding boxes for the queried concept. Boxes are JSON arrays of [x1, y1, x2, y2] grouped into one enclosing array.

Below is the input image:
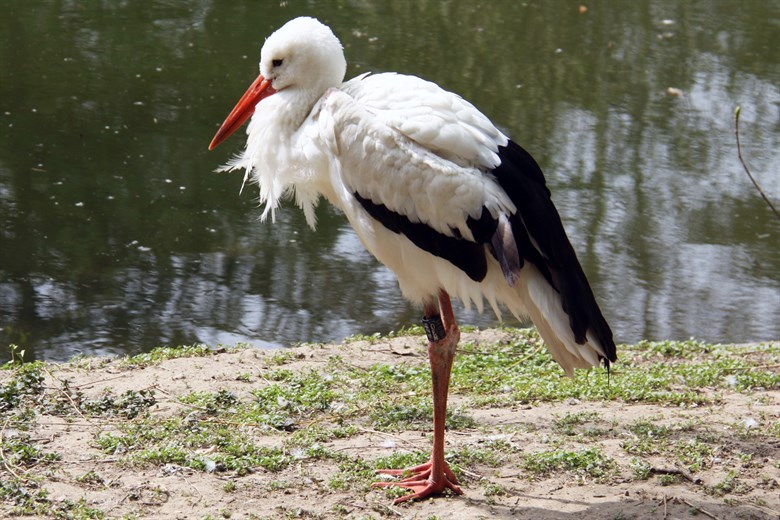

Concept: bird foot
[[372, 460, 462, 504]]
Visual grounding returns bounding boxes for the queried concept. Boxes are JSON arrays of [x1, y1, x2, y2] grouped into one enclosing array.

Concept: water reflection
[[0, 1, 777, 362]]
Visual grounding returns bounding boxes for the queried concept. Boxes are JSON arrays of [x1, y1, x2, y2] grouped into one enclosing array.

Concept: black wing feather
[[353, 192, 494, 282], [491, 140, 617, 364]]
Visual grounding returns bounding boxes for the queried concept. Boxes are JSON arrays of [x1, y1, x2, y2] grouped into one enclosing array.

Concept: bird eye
[[272, 58, 284, 68]]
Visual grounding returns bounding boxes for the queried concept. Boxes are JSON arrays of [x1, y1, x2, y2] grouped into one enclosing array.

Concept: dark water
[[1, 1, 778, 362]]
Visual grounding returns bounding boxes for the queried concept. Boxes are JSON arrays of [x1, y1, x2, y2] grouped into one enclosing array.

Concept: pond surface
[[1, 1, 778, 362]]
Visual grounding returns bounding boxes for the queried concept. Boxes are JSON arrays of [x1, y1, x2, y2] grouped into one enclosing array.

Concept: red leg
[[372, 291, 463, 503]]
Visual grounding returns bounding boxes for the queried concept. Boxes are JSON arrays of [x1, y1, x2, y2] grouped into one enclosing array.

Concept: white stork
[[209, 16, 617, 504]]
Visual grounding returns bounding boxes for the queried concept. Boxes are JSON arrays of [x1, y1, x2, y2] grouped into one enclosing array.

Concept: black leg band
[[422, 315, 446, 342]]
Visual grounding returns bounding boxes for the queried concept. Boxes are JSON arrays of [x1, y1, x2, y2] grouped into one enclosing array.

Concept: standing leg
[[372, 290, 463, 503]]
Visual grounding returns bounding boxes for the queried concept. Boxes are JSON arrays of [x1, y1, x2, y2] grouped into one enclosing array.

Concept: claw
[[372, 459, 462, 504]]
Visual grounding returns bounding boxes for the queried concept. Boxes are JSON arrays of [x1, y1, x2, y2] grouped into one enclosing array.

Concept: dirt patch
[[1, 330, 779, 519]]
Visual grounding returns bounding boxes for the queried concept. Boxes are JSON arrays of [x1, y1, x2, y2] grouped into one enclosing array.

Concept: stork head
[[209, 17, 347, 150], [260, 17, 346, 92]]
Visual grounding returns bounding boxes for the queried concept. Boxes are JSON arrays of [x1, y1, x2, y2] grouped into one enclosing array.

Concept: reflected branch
[[734, 105, 780, 221]]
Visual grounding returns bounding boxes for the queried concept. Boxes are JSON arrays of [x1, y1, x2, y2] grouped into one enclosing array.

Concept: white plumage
[[210, 16, 616, 503]]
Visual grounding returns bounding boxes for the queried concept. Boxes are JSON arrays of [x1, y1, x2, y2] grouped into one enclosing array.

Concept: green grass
[[246, 369, 338, 430], [675, 436, 715, 472], [179, 389, 240, 414], [448, 442, 506, 468], [621, 419, 673, 456], [551, 411, 602, 436], [328, 456, 378, 491], [344, 324, 428, 343], [522, 447, 617, 480], [76, 470, 106, 487], [0, 361, 45, 412], [119, 344, 221, 368], [95, 416, 294, 475], [709, 470, 751, 497], [1, 432, 61, 467], [0, 476, 104, 518], [82, 389, 156, 418], [629, 458, 653, 480], [452, 337, 780, 407]]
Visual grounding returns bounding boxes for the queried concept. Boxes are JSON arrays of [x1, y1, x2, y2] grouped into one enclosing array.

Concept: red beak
[[208, 74, 277, 150]]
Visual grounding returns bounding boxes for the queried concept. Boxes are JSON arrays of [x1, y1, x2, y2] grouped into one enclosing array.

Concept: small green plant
[[629, 458, 652, 480], [634, 339, 711, 359], [675, 437, 714, 472], [267, 350, 297, 365], [710, 471, 751, 496], [180, 389, 239, 415], [82, 389, 157, 418], [385, 324, 426, 337], [1, 431, 61, 468], [6, 343, 26, 366], [483, 481, 507, 496], [0, 477, 104, 518], [343, 331, 385, 344], [448, 443, 505, 468], [268, 480, 289, 491], [0, 361, 45, 412], [121, 344, 213, 368], [621, 419, 672, 456], [374, 451, 429, 475], [482, 481, 508, 504], [552, 411, 601, 436], [523, 447, 616, 479], [329, 457, 374, 491], [0, 476, 49, 514], [246, 369, 338, 431], [76, 470, 106, 486]]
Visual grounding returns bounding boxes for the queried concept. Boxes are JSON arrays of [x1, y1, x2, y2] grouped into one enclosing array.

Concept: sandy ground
[[1, 330, 779, 519]]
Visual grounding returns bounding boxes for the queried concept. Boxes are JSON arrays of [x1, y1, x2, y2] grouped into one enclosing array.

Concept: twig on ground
[[77, 373, 131, 389], [29, 420, 111, 431], [0, 417, 25, 481], [340, 500, 403, 517], [359, 344, 420, 357], [379, 503, 405, 517], [734, 105, 780, 220], [753, 363, 780, 370], [458, 467, 483, 480], [58, 457, 120, 464], [43, 365, 90, 422], [650, 466, 703, 485], [356, 426, 425, 451], [183, 477, 203, 503], [507, 346, 544, 369], [679, 497, 720, 520]]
